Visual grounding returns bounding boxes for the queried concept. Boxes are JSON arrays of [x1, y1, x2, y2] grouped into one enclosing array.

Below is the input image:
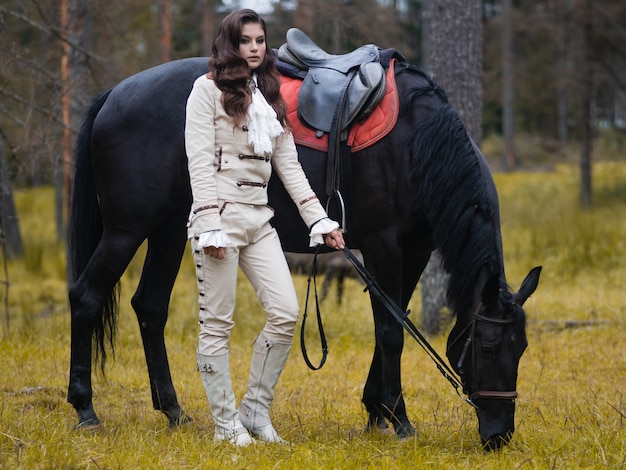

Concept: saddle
[[280, 61, 400, 153], [278, 28, 386, 135]]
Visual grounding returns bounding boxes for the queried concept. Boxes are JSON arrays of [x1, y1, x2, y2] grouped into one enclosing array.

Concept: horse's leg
[[68, 232, 143, 429], [320, 268, 335, 303], [362, 340, 388, 431], [358, 241, 410, 436], [130, 217, 190, 428], [366, 306, 412, 435], [336, 270, 346, 305], [361, 241, 430, 438]]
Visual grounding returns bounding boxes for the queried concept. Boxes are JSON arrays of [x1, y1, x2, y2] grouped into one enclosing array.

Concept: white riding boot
[[238, 334, 291, 443], [197, 351, 253, 446]]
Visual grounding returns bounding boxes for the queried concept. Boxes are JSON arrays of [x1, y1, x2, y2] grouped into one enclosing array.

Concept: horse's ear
[[481, 272, 500, 309], [513, 266, 542, 306]]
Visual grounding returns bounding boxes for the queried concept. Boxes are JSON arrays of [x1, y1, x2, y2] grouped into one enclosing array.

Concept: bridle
[[447, 308, 520, 407], [300, 247, 521, 409]]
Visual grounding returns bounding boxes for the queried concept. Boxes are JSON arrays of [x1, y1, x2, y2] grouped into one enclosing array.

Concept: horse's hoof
[[74, 418, 102, 432], [378, 427, 396, 436], [365, 422, 394, 436], [396, 423, 416, 439], [167, 412, 193, 430], [481, 433, 511, 451]]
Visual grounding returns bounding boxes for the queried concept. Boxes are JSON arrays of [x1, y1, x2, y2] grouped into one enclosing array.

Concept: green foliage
[[496, 163, 626, 277], [483, 128, 626, 168], [1, 166, 625, 468]]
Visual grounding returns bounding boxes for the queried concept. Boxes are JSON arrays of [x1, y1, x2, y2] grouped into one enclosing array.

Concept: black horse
[[67, 56, 540, 449]]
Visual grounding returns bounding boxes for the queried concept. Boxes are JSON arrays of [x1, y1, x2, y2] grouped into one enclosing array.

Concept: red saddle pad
[[280, 58, 399, 153]]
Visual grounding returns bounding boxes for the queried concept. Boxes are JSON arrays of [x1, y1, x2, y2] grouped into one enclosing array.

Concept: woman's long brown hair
[[208, 9, 287, 129]]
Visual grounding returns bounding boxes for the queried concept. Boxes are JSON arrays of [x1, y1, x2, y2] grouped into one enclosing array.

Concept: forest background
[[1, 0, 625, 192], [3, 0, 624, 325]]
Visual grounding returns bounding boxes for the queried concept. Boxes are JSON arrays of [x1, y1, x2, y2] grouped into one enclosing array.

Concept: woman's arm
[[185, 76, 222, 234]]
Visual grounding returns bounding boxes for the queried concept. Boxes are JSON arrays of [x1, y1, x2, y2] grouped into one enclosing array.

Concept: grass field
[[1, 162, 625, 469]]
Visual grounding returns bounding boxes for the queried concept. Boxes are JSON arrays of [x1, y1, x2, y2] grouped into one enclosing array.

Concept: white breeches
[[192, 203, 299, 356]]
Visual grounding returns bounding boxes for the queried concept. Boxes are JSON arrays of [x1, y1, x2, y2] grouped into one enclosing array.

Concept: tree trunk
[[60, 0, 71, 239], [420, 251, 447, 333], [423, 0, 483, 142], [61, 0, 91, 225], [201, 0, 218, 57], [576, 0, 593, 208], [501, 0, 516, 170], [159, 0, 172, 64], [0, 139, 23, 258], [62, 0, 92, 282], [294, 0, 316, 37], [556, 0, 572, 145], [421, 0, 483, 334]]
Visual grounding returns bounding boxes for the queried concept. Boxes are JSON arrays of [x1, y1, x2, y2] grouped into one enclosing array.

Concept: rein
[[300, 246, 328, 370], [300, 247, 519, 408]]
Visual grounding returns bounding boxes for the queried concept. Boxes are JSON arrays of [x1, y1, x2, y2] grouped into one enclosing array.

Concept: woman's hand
[[323, 229, 345, 250], [204, 245, 225, 259]]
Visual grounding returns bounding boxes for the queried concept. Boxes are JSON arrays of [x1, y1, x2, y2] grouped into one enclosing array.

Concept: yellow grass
[[1, 162, 625, 468]]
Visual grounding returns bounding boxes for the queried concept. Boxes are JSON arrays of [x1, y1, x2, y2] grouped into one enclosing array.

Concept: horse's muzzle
[[481, 430, 513, 450], [476, 399, 516, 451]]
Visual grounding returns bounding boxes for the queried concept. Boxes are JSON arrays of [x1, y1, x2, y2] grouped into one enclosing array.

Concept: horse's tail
[[69, 89, 119, 373]]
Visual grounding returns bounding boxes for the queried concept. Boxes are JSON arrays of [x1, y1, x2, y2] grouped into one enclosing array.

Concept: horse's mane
[[400, 66, 500, 317]]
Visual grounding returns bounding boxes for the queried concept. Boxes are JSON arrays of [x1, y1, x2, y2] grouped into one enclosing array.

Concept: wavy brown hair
[[208, 9, 287, 129]]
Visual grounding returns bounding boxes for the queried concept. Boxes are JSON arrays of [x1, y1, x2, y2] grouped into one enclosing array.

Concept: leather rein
[[300, 247, 519, 408]]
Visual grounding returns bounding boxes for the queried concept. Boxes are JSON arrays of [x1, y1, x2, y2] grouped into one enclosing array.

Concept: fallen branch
[[531, 319, 610, 329]]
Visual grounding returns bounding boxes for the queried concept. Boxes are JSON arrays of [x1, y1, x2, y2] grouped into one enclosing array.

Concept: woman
[[185, 9, 345, 446]]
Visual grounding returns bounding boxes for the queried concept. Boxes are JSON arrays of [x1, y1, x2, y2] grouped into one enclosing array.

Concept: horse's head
[[447, 266, 541, 450]]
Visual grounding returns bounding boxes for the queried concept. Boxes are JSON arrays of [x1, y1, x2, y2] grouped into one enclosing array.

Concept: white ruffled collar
[[246, 74, 284, 156]]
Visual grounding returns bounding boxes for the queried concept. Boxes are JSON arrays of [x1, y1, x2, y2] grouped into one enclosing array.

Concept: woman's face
[[239, 22, 266, 72]]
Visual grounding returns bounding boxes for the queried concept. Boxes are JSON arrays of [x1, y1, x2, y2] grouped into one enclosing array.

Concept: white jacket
[[185, 74, 327, 237]]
